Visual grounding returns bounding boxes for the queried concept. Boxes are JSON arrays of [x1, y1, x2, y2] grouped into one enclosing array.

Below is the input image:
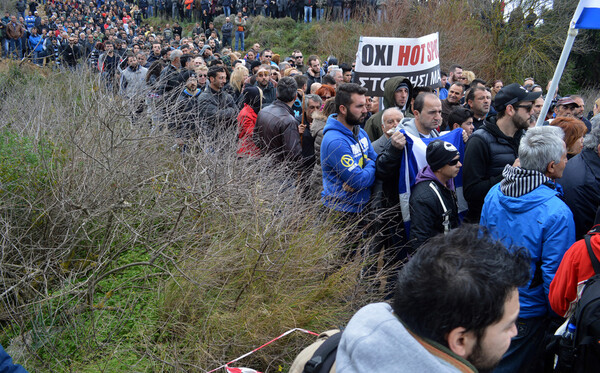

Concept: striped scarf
[[500, 165, 550, 198]]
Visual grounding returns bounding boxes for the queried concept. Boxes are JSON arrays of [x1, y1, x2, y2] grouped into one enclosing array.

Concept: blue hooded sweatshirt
[[320, 114, 377, 213]]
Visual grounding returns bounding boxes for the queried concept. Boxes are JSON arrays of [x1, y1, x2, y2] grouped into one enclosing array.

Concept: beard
[[346, 110, 365, 127], [513, 113, 530, 130], [467, 339, 503, 373]]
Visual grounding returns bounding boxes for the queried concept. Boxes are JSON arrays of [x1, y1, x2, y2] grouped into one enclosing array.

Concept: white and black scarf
[[500, 165, 550, 198]]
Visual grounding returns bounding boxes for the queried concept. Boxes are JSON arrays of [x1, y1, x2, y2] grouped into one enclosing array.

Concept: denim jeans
[[315, 7, 324, 20], [8, 38, 21, 59], [343, 7, 350, 21], [493, 317, 547, 373], [223, 6, 231, 16], [304, 6, 312, 22], [235, 30, 244, 51]]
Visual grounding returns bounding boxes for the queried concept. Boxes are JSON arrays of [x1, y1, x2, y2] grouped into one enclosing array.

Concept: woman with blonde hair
[[194, 65, 209, 91], [461, 70, 476, 86], [230, 64, 250, 105]]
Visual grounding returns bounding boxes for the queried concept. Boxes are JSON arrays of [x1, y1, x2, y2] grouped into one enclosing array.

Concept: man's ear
[[339, 104, 347, 117], [546, 160, 556, 176], [452, 123, 459, 130], [446, 327, 476, 359]]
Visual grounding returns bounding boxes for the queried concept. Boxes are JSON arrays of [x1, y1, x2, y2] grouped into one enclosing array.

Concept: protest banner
[[353, 33, 441, 97]]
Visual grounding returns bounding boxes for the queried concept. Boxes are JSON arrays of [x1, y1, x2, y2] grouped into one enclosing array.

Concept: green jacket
[[364, 76, 413, 142]]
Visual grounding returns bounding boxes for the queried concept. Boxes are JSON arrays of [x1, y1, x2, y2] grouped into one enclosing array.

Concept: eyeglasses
[[264, 55, 272, 58], [513, 104, 533, 112], [447, 159, 460, 166]]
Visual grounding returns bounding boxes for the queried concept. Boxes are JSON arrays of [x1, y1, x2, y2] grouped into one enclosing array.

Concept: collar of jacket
[[500, 164, 550, 198], [273, 99, 294, 115], [397, 316, 477, 373]]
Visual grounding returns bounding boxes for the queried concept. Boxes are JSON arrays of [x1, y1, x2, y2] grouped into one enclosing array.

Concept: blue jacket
[[28, 35, 43, 52], [321, 114, 377, 213], [0, 344, 28, 373], [480, 183, 575, 319]]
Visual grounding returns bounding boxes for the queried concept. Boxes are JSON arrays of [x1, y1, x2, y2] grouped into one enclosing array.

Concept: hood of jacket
[[496, 165, 557, 213], [310, 117, 326, 138], [383, 75, 413, 110], [415, 165, 455, 191], [323, 113, 358, 140]]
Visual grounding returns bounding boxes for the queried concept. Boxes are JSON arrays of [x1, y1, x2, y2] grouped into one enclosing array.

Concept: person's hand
[[342, 182, 356, 193], [462, 129, 468, 143], [389, 131, 406, 150], [298, 123, 306, 135], [512, 158, 521, 168]]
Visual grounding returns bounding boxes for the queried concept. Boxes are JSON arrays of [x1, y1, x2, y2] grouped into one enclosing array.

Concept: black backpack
[[289, 329, 341, 373], [553, 233, 600, 372]]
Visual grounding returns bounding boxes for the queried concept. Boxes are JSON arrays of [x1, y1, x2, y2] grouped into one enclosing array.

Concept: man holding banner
[[364, 76, 413, 142]]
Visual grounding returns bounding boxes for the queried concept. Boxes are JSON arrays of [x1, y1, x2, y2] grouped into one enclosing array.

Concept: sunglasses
[[198, 74, 207, 77], [257, 72, 269, 77], [447, 159, 460, 166], [295, 55, 303, 59], [513, 104, 533, 112], [264, 55, 272, 58]]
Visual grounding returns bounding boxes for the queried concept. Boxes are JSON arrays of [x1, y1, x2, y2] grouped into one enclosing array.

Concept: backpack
[[289, 329, 340, 373], [553, 233, 600, 372]]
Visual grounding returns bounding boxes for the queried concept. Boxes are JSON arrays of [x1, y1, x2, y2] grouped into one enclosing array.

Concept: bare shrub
[[0, 62, 385, 371]]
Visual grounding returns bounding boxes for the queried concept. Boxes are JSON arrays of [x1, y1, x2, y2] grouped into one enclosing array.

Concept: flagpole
[[535, 0, 586, 127], [535, 28, 578, 127]]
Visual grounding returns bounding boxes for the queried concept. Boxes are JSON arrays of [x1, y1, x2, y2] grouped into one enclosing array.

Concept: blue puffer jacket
[[321, 114, 377, 213], [480, 181, 576, 319]]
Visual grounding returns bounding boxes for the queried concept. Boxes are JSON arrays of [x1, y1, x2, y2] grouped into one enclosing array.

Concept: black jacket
[[158, 64, 183, 101], [197, 86, 238, 135], [557, 149, 600, 239], [409, 178, 459, 250], [373, 139, 403, 210], [463, 117, 523, 222], [254, 99, 303, 169]]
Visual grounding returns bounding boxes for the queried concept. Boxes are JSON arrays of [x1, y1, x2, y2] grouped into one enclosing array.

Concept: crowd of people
[[2, 0, 600, 372]]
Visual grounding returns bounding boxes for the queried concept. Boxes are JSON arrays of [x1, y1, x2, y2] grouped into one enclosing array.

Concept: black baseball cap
[[493, 83, 542, 111]]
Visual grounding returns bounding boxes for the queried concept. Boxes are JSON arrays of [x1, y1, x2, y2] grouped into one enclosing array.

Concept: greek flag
[[574, 0, 600, 29], [397, 128, 466, 232]]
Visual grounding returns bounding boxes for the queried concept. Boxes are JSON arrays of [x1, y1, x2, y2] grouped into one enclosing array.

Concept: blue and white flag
[[397, 128, 466, 231], [573, 0, 600, 29]]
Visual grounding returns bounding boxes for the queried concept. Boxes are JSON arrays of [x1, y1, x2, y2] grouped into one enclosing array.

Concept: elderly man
[[480, 126, 576, 373], [371, 107, 404, 154]]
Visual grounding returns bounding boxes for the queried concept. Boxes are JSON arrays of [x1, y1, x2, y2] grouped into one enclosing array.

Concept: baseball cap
[[493, 83, 542, 111], [556, 97, 577, 106]]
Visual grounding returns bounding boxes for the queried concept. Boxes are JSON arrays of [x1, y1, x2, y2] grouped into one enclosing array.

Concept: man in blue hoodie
[[480, 125, 576, 373], [321, 83, 377, 217]]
